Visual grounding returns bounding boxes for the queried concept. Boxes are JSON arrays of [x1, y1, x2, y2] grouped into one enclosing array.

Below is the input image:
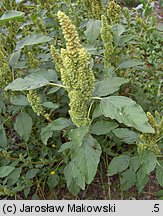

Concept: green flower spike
[[51, 11, 95, 127], [101, 15, 114, 68], [107, 0, 121, 24], [137, 112, 163, 155]]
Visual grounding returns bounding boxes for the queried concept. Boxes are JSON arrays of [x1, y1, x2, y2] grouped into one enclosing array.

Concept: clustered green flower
[[82, 0, 103, 19], [51, 11, 95, 127], [101, 15, 114, 68], [27, 90, 50, 120], [106, 0, 121, 24], [136, 16, 148, 31], [91, 0, 103, 20], [123, 7, 131, 28], [27, 52, 40, 68], [50, 46, 63, 73], [137, 112, 163, 155]]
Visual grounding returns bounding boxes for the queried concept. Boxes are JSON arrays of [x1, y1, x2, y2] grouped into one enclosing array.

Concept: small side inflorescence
[[101, 15, 114, 68], [51, 11, 95, 127], [82, 0, 103, 19], [106, 0, 121, 24], [27, 90, 50, 121], [137, 112, 163, 155]]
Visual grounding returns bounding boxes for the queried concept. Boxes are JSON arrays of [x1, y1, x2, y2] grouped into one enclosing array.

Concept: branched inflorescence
[[137, 112, 163, 155], [51, 11, 95, 127], [101, 15, 114, 68], [82, 0, 103, 19], [27, 90, 50, 121], [106, 0, 121, 24], [91, 0, 103, 20]]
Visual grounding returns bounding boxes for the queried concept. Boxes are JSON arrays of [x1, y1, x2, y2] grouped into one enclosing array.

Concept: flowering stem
[[91, 96, 102, 100], [48, 83, 65, 88], [87, 100, 94, 119]]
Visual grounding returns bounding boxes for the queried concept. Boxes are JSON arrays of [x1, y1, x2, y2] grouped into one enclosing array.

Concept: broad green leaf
[[26, 169, 39, 179], [113, 128, 139, 144], [5, 74, 50, 91], [112, 24, 125, 37], [58, 142, 71, 153], [90, 120, 118, 135], [129, 157, 141, 173], [141, 151, 157, 174], [117, 34, 133, 46], [7, 168, 22, 186], [118, 59, 145, 69], [10, 95, 29, 106], [41, 130, 53, 146], [69, 126, 89, 149], [0, 10, 24, 23], [156, 161, 163, 187], [41, 118, 72, 145], [72, 134, 102, 184], [84, 20, 101, 43], [71, 161, 86, 190], [64, 133, 101, 192], [13, 60, 27, 69], [16, 34, 53, 49], [92, 104, 102, 119], [42, 102, 59, 110], [120, 169, 136, 191], [0, 101, 6, 113], [93, 77, 129, 97], [64, 162, 81, 195], [47, 87, 61, 94], [108, 154, 130, 176], [100, 96, 155, 133], [29, 68, 57, 82], [9, 50, 21, 67], [136, 167, 149, 193], [47, 174, 59, 189], [0, 166, 15, 178], [0, 124, 8, 148], [14, 112, 32, 141]]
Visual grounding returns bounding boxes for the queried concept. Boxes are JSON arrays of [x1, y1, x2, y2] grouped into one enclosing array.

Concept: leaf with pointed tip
[[64, 134, 101, 193], [113, 128, 139, 144], [93, 77, 129, 97], [91, 120, 118, 135], [84, 20, 101, 43], [14, 112, 32, 141], [141, 151, 157, 174], [118, 59, 145, 69], [16, 34, 53, 49], [120, 169, 136, 191], [41, 118, 72, 145], [100, 96, 155, 133], [0, 166, 15, 178], [72, 135, 102, 184], [0, 10, 24, 23], [108, 154, 130, 176], [5, 74, 50, 91]]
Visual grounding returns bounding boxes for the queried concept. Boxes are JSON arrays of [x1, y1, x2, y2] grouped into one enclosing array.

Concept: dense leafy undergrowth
[[0, 0, 163, 199]]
